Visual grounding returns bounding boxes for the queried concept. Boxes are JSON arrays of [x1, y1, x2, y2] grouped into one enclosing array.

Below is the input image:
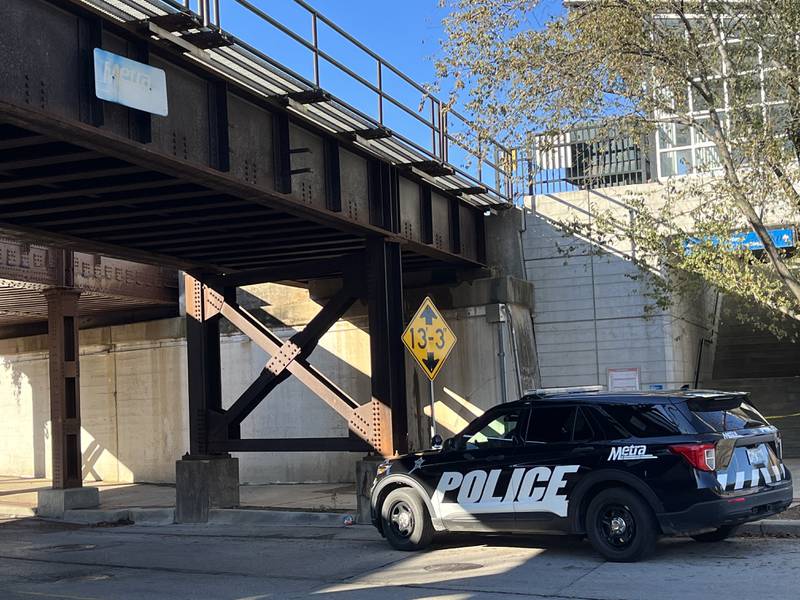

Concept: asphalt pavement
[[1, 517, 799, 600]]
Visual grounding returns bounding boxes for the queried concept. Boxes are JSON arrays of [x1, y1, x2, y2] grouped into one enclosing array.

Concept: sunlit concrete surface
[[1, 518, 800, 599], [0, 477, 356, 517]]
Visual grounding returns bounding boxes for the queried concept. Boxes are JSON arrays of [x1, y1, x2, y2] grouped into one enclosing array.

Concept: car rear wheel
[[586, 487, 658, 562], [690, 524, 740, 543], [380, 487, 434, 551]]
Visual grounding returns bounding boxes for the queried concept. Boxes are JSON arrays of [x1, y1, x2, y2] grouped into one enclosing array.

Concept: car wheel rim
[[389, 500, 415, 538], [598, 504, 636, 549]]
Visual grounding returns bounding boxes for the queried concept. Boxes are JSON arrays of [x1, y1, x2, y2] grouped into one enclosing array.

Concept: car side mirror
[[431, 434, 443, 449]]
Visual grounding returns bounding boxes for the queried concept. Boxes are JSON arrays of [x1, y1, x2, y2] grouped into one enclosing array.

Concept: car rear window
[[594, 403, 684, 439], [680, 398, 768, 433]]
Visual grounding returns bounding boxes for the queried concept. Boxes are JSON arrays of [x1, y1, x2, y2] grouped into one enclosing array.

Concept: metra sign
[[684, 226, 796, 255], [93, 49, 168, 117]]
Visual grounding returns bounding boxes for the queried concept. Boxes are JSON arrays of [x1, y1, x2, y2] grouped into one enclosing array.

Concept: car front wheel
[[380, 487, 434, 551], [586, 487, 658, 562]]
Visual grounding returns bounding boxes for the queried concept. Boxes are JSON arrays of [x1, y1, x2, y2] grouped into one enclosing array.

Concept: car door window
[[526, 406, 576, 443], [572, 407, 596, 442], [599, 404, 682, 438], [459, 407, 527, 450]]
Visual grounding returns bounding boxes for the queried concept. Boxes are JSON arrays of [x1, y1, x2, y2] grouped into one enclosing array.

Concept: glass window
[[573, 408, 596, 443], [695, 146, 721, 171], [684, 401, 768, 433], [459, 407, 527, 450], [675, 123, 691, 146], [596, 404, 682, 439], [527, 406, 576, 444]]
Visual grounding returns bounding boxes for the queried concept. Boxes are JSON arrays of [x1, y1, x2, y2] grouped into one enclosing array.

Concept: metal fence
[[519, 126, 652, 196], [164, 0, 513, 203]]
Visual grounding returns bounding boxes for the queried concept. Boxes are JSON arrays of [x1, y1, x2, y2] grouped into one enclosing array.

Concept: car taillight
[[670, 443, 716, 472]]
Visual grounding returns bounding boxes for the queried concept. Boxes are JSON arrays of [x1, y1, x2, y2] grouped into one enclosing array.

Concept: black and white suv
[[370, 389, 792, 561]]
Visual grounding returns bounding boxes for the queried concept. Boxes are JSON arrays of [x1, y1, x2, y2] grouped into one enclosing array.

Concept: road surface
[[0, 517, 797, 599]]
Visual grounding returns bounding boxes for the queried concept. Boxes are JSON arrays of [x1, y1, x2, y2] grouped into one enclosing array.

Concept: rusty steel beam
[[0, 165, 145, 191], [153, 229, 347, 254], [11, 189, 221, 221], [0, 102, 484, 271], [186, 240, 364, 261], [0, 239, 176, 305], [68, 207, 275, 236], [208, 437, 371, 453], [104, 215, 298, 244], [216, 246, 366, 269], [365, 238, 407, 455], [205, 254, 360, 288], [184, 274, 222, 455], [0, 150, 104, 172], [216, 297, 360, 420], [38, 199, 247, 230], [0, 176, 181, 206], [44, 287, 83, 489], [184, 267, 404, 455]]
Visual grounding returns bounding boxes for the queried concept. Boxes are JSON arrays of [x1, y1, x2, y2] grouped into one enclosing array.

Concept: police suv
[[370, 389, 792, 561]]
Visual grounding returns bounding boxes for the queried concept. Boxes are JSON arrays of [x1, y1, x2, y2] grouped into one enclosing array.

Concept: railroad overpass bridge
[[0, 0, 521, 519]]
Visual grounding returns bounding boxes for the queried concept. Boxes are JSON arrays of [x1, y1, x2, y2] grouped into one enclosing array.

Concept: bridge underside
[[0, 120, 466, 275], [0, 0, 505, 506]]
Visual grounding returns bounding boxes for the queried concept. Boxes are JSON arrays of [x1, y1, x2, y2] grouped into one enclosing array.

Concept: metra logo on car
[[608, 445, 656, 461]]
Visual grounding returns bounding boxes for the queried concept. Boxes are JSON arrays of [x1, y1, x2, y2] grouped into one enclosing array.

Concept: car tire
[[585, 487, 658, 562], [380, 487, 434, 551], [690, 525, 740, 543]]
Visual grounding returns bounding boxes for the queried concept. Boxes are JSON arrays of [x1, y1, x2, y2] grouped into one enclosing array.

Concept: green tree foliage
[[438, 0, 800, 335]]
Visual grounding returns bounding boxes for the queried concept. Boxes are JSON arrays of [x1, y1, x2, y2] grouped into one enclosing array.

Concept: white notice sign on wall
[[607, 367, 641, 392]]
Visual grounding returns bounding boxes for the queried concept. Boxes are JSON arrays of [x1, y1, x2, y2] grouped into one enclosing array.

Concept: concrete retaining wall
[[523, 187, 716, 390], [0, 280, 534, 484]]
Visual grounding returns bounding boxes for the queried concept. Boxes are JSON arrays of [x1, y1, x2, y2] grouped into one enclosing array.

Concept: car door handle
[[571, 447, 595, 455], [487, 454, 505, 462]]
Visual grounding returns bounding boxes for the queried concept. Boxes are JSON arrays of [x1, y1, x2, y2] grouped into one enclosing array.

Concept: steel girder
[[183, 243, 406, 457]]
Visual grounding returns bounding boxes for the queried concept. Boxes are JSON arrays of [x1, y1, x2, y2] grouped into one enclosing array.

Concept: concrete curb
[[738, 520, 800, 537], [63, 508, 131, 524], [59, 507, 176, 526], [51, 506, 350, 528], [0, 505, 37, 519], [38, 506, 800, 535], [128, 508, 175, 526], [209, 508, 348, 527]]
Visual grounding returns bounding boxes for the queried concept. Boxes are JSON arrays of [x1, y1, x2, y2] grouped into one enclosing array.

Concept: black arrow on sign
[[420, 305, 438, 325], [423, 352, 440, 374]]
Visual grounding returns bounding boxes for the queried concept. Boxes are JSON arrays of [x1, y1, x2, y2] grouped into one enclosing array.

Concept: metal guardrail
[[519, 127, 652, 196], [86, 0, 514, 206]]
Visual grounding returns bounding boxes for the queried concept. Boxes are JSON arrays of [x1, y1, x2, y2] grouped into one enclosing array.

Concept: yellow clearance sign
[[402, 296, 456, 381]]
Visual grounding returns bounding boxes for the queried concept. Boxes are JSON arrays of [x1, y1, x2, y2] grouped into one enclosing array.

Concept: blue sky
[[216, 0, 564, 180], [219, 0, 566, 101]]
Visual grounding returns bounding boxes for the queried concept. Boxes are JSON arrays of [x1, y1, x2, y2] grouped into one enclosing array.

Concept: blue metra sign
[[684, 226, 796, 254], [730, 228, 795, 250], [93, 49, 168, 116]]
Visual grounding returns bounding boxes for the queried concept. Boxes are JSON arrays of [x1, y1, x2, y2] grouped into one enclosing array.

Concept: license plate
[[747, 446, 767, 466]]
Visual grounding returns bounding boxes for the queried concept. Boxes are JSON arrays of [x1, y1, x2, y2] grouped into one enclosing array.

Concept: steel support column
[[184, 273, 223, 456], [366, 238, 407, 455], [43, 288, 82, 489]]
